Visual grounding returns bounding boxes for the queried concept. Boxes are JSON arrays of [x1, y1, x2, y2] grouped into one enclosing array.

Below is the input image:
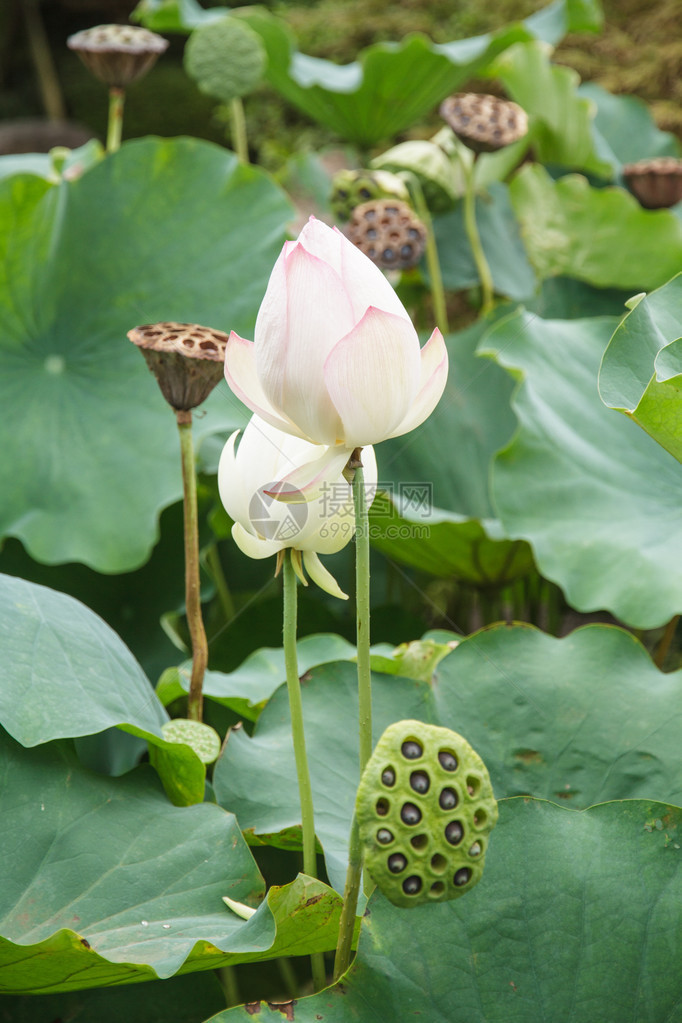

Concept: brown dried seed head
[[346, 199, 427, 270], [127, 321, 228, 412], [623, 158, 682, 210], [67, 24, 169, 87], [439, 93, 528, 154]]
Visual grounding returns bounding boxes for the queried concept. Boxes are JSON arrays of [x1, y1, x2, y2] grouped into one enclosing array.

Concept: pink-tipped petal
[[388, 328, 449, 439], [299, 218, 411, 324], [302, 550, 349, 600], [324, 307, 420, 448], [224, 332, 308, 441], [265, 445, 353, 504], [256, 245, 351, 444]]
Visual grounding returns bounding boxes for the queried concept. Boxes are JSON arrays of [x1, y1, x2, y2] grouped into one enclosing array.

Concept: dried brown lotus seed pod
[[439, 93, 528, 154], [128, 321, 228, 413], [623, 158, 682, 210], [356, 720, 498, 908], [67, 24, 169, 88], [347, 199, 426, 270]]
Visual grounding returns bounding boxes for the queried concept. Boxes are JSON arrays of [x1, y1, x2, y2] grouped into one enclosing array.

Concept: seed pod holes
[[376, 798, 389, 816], [402, 875, 422, 895], [377, 828, 394, 845], [388, 853, 407, 874], [454, 868, 472, 887], [410, 770, 430, 794], [438, 750, 458, 771], [411, 833, 428, 851], [401, 740, 423, 760], [445, 820, 464, 845], [439, 787, 458, 810], [381, 766, 396, 787], [401, 802, 422, 826]]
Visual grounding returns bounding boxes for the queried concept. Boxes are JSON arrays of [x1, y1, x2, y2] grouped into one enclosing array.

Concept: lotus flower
[[224, 217, 448, 492], [218, 415, 377, 598]]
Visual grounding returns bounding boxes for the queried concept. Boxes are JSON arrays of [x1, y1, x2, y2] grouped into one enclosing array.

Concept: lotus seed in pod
[[355, 720, 498, 908]]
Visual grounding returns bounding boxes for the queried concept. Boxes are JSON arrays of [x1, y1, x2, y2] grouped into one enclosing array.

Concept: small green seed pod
[[330, 169, 410, 223], [184, 16, 266, 103], [356, 720, 498, 908]]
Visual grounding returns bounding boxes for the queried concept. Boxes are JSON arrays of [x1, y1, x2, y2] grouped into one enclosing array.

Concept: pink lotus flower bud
[[224, 217, 447, 494]]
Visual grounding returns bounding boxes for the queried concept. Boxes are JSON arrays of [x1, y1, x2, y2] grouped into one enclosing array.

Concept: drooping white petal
[[256, 244, 352, 444], [324, 307, 420, 448], [231, 521, 283, 559], [299, 218, 411, 325], [302, 550, 349, 600], [387, 328, 449, 440], [224, 332, 308, 441]]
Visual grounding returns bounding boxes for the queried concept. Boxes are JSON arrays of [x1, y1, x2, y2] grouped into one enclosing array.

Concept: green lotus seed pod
[[330, 168, 409, 222], [356, 720, 498, 908], [161, 718, 221, 764], [184, 16, 266, 103], [371, 140, 459, 213]]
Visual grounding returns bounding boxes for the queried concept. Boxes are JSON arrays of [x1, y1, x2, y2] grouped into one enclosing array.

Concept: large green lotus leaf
[[509, 163, 682, 289], [599, 273, 682, 464], [0, 571, 210, 800], [233, 1, 600, 148], [0, 732, 342, 994], [579, 82, 681, 170], [0, 501, 187, 683], [0, 572, 168, 746], [369, 319, 533, 586], [0, 972, 226, 1023], [368, 492, 533, 586], [432, 183, 536, 300], [488, 41, 612, 178], [213, 624, 682, 892], [157, 633, 359, 720], [213, 798, 682, 1023], [0, 137, 291, 571], [482, 310, 682, 626]]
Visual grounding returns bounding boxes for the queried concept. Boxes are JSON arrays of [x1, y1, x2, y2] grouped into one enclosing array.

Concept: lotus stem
[[176, 412, 208, 722], [463, 156, 494, 317], [107, 86, 125, 153], [654, 614, 679, 669], [230, 97, 249, 163], [333, 812, 362, 981], [282, 551, 326, 992], [408, 176, 449, 336], [353, 460, 372, 775]]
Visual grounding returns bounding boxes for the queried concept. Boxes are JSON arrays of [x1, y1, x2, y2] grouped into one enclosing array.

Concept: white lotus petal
[[224, 332, 308, 441], [324, 307, 420, 448], [388, 328, 449, 439], [302, 550, 349, 600]]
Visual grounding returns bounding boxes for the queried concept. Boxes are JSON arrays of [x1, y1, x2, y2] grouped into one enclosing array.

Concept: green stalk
[[408, 176, 449, 336], [204, 542, 236, 622], [462, 156, 494, 317], [106, 86, 125, 153], [282, 552, 326, 992], [177, 412, 208, 722], [333, 813, 362, 981], [654, 614, 679, 669], [353, 460, 372, 774], [230, 97, 249, 163]]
